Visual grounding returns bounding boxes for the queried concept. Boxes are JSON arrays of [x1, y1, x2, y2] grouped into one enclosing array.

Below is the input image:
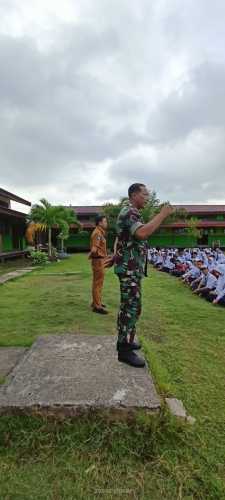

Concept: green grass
[[0, 254, 225, 499]]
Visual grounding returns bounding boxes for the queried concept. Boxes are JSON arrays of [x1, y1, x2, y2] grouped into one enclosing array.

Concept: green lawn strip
[[0, 414, 224, 500], [0, 256, 225, 498]]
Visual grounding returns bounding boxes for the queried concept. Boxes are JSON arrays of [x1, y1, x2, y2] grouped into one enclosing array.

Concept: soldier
[[89, 214, 108, 315], [105, 183, 173, 367]]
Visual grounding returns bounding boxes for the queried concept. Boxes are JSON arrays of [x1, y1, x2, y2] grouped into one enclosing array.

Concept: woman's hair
[[95, 214, 106, 226]]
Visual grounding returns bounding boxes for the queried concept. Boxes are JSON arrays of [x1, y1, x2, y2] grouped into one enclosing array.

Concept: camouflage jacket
[[114, 204, 148, 278]]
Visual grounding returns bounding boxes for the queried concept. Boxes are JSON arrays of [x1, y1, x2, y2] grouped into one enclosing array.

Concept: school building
[[66, 204, 225, 250], [151, 204, 225, 248], [1, 196, 225, 257], [0, 188, 31, 259]]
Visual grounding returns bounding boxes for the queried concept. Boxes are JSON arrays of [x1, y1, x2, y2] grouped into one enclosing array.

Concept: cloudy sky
[[1, 0, 225, 212]]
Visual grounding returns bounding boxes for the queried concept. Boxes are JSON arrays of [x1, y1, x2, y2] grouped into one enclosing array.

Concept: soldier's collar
[[128, 202, 139, 211]]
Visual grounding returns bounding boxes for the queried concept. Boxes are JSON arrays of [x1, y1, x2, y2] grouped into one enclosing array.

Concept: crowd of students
[[148, 247, 225, 306]]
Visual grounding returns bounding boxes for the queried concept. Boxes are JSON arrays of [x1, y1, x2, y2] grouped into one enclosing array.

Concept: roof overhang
[[0, 188, 31, 206], [173, 204, 225, 215], [0, 206, 27, 220]]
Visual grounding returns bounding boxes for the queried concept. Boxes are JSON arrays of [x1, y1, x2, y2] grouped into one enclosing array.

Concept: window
[[174, 228, 186, 234]]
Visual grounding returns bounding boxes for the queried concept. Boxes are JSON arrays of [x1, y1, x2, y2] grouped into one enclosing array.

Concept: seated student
[[216, 250, 225, 264], [160, 254, 175, 273], [182, 259, 203, 285], [176, 250, 185, 263], [212, 284, 225, 306], [207, 255, 216, 272], [171, 260, 187, 277], [155, 252, 163, 268], [181, 261, 194, 283], [207, 266, 225, 304], [193, 266, 217, 297], [190, 271, 204, 291], [184, 249, 192, 261], [147, 248, 153, 263]]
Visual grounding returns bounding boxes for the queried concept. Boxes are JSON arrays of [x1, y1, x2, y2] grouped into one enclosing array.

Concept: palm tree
[[27, 199, 79, 258], [57, 221, 70, 253]]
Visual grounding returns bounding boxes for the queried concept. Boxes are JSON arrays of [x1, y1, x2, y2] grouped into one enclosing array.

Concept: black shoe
[[130, 341, 141, 350], [118, 350, 145, 368], [93, 307, 108, 315], [116, 340, 141, 352], [101, 303, 107, 308]]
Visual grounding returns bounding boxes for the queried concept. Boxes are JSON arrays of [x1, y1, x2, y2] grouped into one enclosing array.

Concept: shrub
[[30, 250, 48, 265]]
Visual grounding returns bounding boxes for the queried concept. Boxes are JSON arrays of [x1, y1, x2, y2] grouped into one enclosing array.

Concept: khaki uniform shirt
[[90, 226, 107, 258]]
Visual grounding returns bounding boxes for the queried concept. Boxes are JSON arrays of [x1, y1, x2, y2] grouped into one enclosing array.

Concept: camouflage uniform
[[114, 203, 148, 345]]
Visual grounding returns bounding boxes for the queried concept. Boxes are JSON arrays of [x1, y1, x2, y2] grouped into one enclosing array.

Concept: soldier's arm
[[135, 206, 174, 240]]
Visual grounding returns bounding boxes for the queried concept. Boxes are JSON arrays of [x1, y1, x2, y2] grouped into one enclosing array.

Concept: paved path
[[0, 268, 35, 285], [0, 335, 161, 417]]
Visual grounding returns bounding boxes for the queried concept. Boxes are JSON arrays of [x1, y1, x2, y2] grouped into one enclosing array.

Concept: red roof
[[69, 206, 102, 215], [69, 204, 225, 215], [173, 204, 225, 214]]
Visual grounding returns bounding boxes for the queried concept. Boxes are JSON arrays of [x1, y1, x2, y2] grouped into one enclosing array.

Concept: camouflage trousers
[[117, 274, 142, 344]]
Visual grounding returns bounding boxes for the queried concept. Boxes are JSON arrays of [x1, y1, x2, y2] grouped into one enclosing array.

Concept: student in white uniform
[[193, 266, 217, 297], [207, 265, 225, 305]]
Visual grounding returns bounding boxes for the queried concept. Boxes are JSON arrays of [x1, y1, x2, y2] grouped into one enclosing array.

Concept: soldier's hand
[[103, 256, 114, 268], [160, 204, 174, 218]]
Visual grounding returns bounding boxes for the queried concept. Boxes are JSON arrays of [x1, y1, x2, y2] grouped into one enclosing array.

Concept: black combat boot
[[117, 342, 145, 367], [116, 340, 141, 351]]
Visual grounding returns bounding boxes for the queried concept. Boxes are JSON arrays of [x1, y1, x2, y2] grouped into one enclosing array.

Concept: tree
[[186, 217, 202, 240], [27, 199, 79, 257], [57, 221, 70, 253]]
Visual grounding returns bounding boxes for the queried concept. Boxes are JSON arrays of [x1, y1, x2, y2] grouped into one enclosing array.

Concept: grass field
[[0, 254, 225, 499]]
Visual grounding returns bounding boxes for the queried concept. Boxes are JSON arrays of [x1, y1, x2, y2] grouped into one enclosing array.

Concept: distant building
[[64, 206, 103, 252], [65, 204, 225, 250], [0, 188, 31, 256], [152, 204, 225, 248]]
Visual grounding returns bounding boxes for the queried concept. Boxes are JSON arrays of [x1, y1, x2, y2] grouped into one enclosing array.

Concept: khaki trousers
[[91, 259, 105, 308]]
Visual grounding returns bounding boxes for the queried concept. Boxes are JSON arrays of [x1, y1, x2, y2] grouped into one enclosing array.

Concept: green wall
[[64, 228, 225, 252], [66, 232, 90, 251], [2, 234, 13, 251], [1, 234, 26, 252], [208, 234, 225, 247], [149, 232, 196, 248]]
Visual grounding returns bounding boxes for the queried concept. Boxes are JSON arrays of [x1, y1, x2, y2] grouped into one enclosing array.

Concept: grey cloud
[[148, 62, 225, 143], [105, 127, 225, 203], [1, 0, 225, 205], [0, 31, 142, 189]]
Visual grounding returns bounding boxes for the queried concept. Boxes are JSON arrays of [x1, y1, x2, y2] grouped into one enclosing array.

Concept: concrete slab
[[0, 348, 28, 378], [165, 398, 196, 424], [0, 268, 35, 285], [0, 335, 161, 417]]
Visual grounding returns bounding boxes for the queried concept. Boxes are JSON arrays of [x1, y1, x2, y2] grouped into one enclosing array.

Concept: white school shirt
[[205, 272, 218, 290], [164, 257, 175, 270]]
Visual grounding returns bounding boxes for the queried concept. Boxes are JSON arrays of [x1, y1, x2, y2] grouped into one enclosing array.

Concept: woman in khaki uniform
[[88, 215, 108, 314]]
